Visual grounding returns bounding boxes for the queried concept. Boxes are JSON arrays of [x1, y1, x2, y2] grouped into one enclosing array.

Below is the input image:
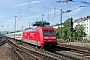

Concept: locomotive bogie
[[22, 39, 41, 46]]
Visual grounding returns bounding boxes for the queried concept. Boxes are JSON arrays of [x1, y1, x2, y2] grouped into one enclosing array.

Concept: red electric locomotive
[[5, 21, 58, 49]]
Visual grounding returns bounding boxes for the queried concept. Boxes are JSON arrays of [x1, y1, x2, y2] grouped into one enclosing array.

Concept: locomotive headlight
[[44, 36, 56, 39], [44, 37, 48, 39], [51, 37, 56, 39]]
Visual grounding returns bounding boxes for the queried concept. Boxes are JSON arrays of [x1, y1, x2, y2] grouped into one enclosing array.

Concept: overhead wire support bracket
[[57, 0, 74, 3]]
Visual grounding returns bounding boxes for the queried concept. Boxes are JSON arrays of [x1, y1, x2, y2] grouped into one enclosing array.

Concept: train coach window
[[18, 34, 21, 36], [15, 34, 17, 36]]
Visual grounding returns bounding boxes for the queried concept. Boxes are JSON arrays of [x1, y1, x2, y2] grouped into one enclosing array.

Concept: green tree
[[73, 24, 86, 41], [62, 18, 71, 40], [56, 27, 61, 39], [56, 18, 86, 41], [56, 18, 71, 40]]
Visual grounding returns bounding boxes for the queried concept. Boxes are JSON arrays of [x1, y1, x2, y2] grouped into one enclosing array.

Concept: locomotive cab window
[[43, 30, 54, 34], [43, 30, 48, 34], [49, 30, 54, 34]]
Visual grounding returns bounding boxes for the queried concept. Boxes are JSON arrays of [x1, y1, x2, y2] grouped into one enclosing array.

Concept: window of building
[[84, 30, 86, 32]]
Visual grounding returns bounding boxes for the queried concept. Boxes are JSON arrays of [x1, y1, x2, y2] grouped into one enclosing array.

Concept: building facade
[[74, 16, 90, 39], [52, 24, 60, 29]]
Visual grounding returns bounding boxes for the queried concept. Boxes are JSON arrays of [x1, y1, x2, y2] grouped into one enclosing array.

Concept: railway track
[[6, 37, 90, 60], [6, 38, 62, 60], [0, 36, 7, 46], [54, 45, 90, 60], [0, 39, 6, 46], [13, 40, 83, 60], [6, 38, 69, 60], [7, 39, 42, 60], [57, 43, 90, 56], [17, 41, 90, 60], [58, 42, 90, 51]]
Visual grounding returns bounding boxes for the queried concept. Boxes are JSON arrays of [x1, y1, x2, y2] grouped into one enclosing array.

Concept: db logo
[[30, 33, 35, 38]]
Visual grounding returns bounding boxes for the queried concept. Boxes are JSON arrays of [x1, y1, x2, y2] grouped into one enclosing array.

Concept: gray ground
[[0, 43, 18, 60]]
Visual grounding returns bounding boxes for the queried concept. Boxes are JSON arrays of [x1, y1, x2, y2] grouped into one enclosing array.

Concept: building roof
[[74, 16, 90, 23], [53, 23, 60, 26]]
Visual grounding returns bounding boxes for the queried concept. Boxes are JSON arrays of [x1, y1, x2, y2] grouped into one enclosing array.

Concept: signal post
[[70, 17, 73, 42]]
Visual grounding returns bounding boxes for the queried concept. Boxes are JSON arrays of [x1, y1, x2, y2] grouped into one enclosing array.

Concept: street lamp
[[60, 9, 62, 39], [14, 15, 17, 40], [41, 14, 45, 26], [14, 15, 17, 32]]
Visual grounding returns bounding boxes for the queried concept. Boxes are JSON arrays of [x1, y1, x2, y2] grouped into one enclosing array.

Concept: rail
[[7, 39, 42, 60], [0, 40, 6, 46]]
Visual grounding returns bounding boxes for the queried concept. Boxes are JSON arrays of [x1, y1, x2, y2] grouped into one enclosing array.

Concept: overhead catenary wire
[[16, 0, 90, 20], [57, 0, 90, 6], [80, 1, 90, 6], [48, 6, 83, 20], [18, 0, 58, 22], [16, 0, 59, 25], [24, 0, 58, 18], [18, 0, 90, 22], [52, 0, 58, 17], [72, 0, 90, 6], [14, 0, 90, 20], [21, 0, 40, 18]]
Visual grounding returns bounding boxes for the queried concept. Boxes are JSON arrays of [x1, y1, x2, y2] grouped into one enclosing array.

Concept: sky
[[0, 0, 90, 31]]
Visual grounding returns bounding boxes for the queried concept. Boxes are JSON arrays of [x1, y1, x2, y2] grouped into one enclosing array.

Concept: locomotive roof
[[24, 26, 53, 32], [31, 20, 50, 26], [24, 26, 38, 31]]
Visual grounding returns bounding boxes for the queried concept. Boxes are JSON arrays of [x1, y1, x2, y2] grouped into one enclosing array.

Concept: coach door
[[37, 31, 40, 46]]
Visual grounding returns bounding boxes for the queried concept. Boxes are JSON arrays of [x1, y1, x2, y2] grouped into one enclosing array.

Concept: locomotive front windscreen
[[43, 30, 54, 34]]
